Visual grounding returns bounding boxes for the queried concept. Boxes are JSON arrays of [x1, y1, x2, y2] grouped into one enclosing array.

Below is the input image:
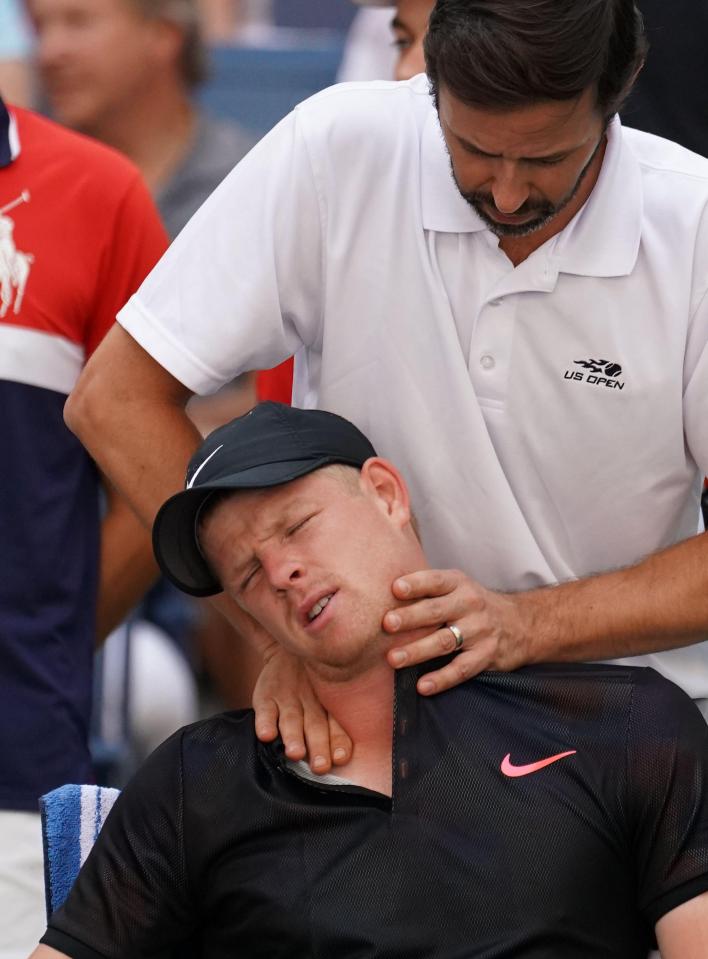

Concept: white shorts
[[0, 810, 46, 959]]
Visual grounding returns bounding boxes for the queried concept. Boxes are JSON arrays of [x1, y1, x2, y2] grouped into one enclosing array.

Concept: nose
[[263, 551, 304, 592], [35, 23, 66, 71], [490, 160, 530, 214]]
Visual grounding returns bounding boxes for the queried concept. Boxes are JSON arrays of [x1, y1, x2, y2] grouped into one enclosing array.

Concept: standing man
[[0, 96, 166, 957], [64, 0, 708, 761], [28, 0, 254, 239]]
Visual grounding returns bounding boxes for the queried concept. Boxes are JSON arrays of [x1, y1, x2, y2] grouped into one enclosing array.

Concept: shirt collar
[[420, 107, 487, 234], [420, 109, 642, 278], [550, 116, 642, 278], [0, 98, 21, 168]]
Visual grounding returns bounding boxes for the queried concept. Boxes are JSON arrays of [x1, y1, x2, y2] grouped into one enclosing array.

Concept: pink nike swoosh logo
[[500, 750, 576, 777]]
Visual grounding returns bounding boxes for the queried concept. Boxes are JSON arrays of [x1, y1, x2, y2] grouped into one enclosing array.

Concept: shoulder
[[293, 74, 433, 151], [119, 710, 256, 804], [622, 124, 708, 188], [177, 709, 257, 761], [477, 664, 703, 734]]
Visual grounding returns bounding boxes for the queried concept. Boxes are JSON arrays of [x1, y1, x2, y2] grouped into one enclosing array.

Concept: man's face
[[28, 0, 166, 131], [438, 85, 606, 238], [199, 465, 424, 681], [391, 0, 432, 82]]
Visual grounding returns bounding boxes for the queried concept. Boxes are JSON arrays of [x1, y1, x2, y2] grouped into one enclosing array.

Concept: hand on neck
[[303, 625, 431, 796]]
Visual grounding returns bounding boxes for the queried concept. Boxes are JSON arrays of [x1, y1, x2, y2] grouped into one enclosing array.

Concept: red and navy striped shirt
[[0, 100, 166, 811]]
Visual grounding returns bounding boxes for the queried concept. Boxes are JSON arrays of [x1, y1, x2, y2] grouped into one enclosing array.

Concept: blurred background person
[[28, 0, 255, 239], [0, 0, 35, 107], [339, 0, 431, 83], [196, 0, 247, 41], [27, 0, 260, 776], [337, 5, 396, 83], [0, 90, 166, 958]]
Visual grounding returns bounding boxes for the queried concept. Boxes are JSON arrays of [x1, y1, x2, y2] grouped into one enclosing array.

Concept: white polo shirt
[[119, 75, 708, 698]]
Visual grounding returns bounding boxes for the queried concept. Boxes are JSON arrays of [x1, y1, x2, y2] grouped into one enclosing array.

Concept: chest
[[193, 741, 647, 958]]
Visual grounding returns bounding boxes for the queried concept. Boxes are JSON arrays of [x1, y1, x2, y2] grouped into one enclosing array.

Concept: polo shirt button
[[480, 354, 495, 370]]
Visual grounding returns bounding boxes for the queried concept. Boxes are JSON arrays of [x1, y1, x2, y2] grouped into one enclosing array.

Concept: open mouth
[[307, 593, 334, 622]]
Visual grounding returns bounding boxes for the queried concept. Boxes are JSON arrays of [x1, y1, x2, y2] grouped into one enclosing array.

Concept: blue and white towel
[[40, 783, 120, 918]]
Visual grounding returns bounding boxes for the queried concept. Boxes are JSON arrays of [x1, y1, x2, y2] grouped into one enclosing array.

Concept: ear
[[359, 457, 412, 529]]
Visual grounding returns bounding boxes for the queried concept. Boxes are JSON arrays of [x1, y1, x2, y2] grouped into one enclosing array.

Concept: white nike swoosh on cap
[[187, 444, 224, 489]]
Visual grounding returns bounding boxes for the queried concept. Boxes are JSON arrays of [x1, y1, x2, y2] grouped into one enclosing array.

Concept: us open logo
[[563, 358, 625, 391]]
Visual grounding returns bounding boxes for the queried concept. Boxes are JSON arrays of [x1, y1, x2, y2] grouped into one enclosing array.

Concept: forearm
[[28, 947, 67, 959], [65, 326, 200, 529], [520, 532, 708, 664], [96, 488, 159, 643]]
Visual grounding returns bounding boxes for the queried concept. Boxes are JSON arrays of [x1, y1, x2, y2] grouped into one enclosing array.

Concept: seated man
[[33, 404, 708, 958]]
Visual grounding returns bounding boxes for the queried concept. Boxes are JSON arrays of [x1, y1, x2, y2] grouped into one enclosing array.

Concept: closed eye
[[286, 514, 316, 537], [240, 563, 261, 591], [528, 155, 567, 166]]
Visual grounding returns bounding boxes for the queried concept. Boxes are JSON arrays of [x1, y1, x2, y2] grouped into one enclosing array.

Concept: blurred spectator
[[29, 0, 255, 238], [197, 0, 246, 41], [0, 0, 35, 107], [337, 6, 396, 83], [343, 0, 429, 82], [0, 95, 166, 958], [622, 0, 708, 157]]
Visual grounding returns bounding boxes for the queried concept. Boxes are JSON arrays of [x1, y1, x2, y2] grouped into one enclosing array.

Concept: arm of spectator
[[95, 475, 159, 643], [657, 891, 708, 958], [383, 531, 708, 694], [27, 948, 68, 959], [66, 324, 352, 770]]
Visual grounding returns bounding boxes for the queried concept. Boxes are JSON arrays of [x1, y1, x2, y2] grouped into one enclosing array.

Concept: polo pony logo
[[0, 190, 33, 318]]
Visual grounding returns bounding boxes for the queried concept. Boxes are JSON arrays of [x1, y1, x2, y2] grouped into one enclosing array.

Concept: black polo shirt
[[42, 662, 708, 958]]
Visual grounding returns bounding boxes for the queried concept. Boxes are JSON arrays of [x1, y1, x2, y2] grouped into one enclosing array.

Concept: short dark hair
[[424, 0, 647, 119]]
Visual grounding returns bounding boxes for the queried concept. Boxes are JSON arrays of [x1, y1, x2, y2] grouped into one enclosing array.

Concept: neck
[[86, 81, 195, 193], [309, 661, 396, 795], [499, 133, 608, 267]]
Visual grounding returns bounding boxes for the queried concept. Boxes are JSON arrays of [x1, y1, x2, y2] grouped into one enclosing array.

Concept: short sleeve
[[628, 670, 708, 926], [85, 173, 168, 358], [683, 205, 708, 475], [116, 107, 325, 395], [40, 729, 195, 959]]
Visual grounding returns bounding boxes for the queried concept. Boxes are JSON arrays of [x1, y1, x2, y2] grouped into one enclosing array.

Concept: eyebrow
[[391, 15, 411, 33], [452, 131, 579, 164]]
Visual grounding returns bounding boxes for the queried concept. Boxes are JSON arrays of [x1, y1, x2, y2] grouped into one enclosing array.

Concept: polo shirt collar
[[420, 109, 642, 278], [420, 108, 487, 234], [0, 98, 21, 168], [551, 116, 642, 278]]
